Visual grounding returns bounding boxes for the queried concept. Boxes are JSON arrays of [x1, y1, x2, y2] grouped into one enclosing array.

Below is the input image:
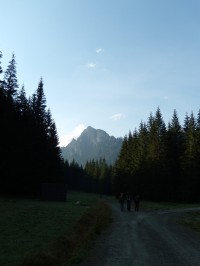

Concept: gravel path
[[80, 202, 200, 266]]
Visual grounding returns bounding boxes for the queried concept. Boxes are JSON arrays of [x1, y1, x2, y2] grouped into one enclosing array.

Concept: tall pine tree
[[4, 53, 18, 99]]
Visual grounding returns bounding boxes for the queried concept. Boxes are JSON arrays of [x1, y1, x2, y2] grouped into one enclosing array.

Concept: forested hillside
[[114, 108, 200, 202], [63, 158, 113, 195], [0, 52, 63, 196]]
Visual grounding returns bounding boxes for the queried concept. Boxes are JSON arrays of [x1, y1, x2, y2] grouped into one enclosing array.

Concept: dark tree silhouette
[[114, 108, 200, 202], [0, 52, 64, 197], [4, 53, 18, 98]]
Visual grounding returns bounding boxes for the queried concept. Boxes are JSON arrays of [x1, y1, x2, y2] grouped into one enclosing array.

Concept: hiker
[[126, 192, 132, 211], [119, 192, 125, 211], [134, 194, 140, 212]]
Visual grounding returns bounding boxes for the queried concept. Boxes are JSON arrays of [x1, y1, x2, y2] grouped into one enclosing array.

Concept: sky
[[1, 0, 200, 146]]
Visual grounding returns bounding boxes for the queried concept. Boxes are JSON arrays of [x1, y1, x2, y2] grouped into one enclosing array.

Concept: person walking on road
[[119, 193, 125, 211], [126, 192, 132, 211], [134, 194, 140, 211]]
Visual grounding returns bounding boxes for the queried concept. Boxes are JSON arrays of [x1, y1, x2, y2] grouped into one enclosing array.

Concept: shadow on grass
[[141, 201, 200, 211], [21, 199, 112, 266], [179, 211, 200, 233]]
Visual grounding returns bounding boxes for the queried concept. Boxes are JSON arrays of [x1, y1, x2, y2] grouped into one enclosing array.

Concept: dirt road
[[80, 202, 200, 266]]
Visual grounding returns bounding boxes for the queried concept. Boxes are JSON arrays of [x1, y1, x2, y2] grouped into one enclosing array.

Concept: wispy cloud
[[96, 48, 104, 54], [86, 62, 97, 68], [164, 95, 169, 100], [59, 124, 86, 147], [110, 113, 125, 121]]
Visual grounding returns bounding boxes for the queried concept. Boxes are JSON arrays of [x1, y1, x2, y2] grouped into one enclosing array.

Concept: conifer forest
[[114, 108, 200, 202], [0, 52, 63, 196], [1, 51, 200, 202]]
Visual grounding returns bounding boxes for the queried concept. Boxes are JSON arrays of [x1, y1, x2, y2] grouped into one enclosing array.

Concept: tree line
[[0, 51, 113, 197], [0, 52, 63, 196], [114, 107, 200, 202], [1, 51, 199, 202], [63, 158, 113, 195]]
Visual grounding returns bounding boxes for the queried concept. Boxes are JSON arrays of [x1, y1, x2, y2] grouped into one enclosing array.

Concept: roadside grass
[[179, 211, 200, 233], [141, 201, 200, 234], [21, 199, 112, 265], [141, 201, 200, 211], [0, 191, 111, 266]]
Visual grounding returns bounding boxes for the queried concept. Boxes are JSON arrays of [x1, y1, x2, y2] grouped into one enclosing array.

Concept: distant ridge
[[61, 126, 123, 166]]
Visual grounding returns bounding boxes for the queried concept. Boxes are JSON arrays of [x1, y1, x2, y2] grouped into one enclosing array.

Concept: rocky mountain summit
[[61, 126, 123, 166]]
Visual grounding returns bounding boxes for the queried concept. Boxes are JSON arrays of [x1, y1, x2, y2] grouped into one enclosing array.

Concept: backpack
[[135, 195, 140, 202], [126, 194, 131, 201]]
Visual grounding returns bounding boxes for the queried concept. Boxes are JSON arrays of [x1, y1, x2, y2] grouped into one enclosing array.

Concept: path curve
[[80, 202, 200, 266]]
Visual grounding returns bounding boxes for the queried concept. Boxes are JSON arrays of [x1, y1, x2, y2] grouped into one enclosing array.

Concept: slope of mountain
[[61, 126, 123, 166]]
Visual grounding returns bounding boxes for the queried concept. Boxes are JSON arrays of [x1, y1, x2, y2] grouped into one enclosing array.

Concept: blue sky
[[1, 0, 200, 146]]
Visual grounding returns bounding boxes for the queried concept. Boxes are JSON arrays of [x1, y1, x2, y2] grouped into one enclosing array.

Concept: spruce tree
[[4, 53, 18, 98], [0, 51, 2, 74], [182, 112, 196, 166], [114, 135, 132, 193], [34, 78, 46, 126], [180, 112, 198, 201], [196, 110, 200, 164], [0, 51, 3, 87], [45, 109, 63, 181], [167, 110, 183, 200], [195, 110, 200, 186], [17, 85, 29, 115]]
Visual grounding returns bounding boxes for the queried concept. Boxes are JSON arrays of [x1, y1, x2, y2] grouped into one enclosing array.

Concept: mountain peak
[[61, 127, 122, 166], [82, 126, 96, 135], [86, 126, 94, 131]]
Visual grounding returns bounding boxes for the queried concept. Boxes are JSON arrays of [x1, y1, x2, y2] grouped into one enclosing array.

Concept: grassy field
[[141, 201, 200, 233], [141, 201, 200, 211], [179, 211, 200, 233], [0, 191, 107, 266]]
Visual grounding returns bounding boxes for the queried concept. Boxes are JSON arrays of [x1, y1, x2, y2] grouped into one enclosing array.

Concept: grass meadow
[[0, 191, 110, 266], [141, 201, 200, 211], [142, 201, 200, 233], [180, 211, 200, 232]]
